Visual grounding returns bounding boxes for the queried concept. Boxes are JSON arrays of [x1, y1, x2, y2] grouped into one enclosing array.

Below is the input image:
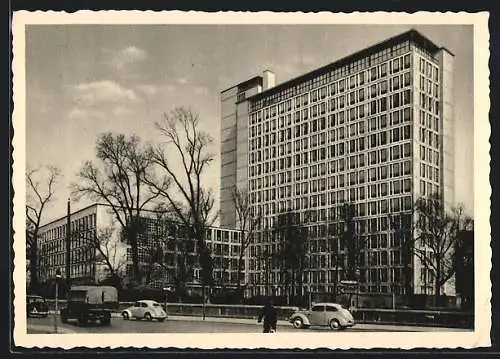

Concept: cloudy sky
[[25, 24, 474, 223]]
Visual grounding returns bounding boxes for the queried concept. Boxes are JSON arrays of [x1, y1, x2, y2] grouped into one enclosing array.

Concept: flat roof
[[39, 202, 241, 232], [246, 29, 451, 103], [39, 202, 100, 229], [221, 75, 263, 94]]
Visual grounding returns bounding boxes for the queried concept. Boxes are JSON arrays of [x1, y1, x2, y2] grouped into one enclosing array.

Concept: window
[[380, 114, 387, 128], [380, 81, 388, 94], [392, 93, 400, 108], [392, 111, 400, 125], [325, 305, 339, 312], [381, 182, 388, 196], [403, 90, 411, 105], [359, 72, 365, 85], [359, 88, 365, 102], [404, 54, 410, 68], [392, 76, 400, 91], [380, 63, 387, 77], [404, 72, 411, 86], [380, 166, 388, 179], [380, 97, 387, 111], [392, 58, 400, 73]]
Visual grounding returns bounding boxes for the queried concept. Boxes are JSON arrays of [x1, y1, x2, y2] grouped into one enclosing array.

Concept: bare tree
[[92, 227, 127, 288], [144, 107, 217, 303], [339, 202, 357, 280], [274, 211, 309, 306], [413, 193, 474, 306], [72, 133, 159, 284], [231, 186, 261, 301], [26, 166, 61, 293]]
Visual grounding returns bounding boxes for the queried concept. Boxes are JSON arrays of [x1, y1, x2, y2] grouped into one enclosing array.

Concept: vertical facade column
[[220, 87, 239, 228], [220, 78, 263, 229], [438, 49, 455, 211], [438, 49, 456, 296]]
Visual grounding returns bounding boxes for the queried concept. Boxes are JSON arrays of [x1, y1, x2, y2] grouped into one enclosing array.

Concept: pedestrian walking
[[258, 299, 278, 333]]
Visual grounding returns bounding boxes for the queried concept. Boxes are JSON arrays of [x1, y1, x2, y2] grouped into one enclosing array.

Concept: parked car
[[289, 303, 355, 330], [27, 295, 49, 318], [60, 285, 118, 326], [121, 300, 167, 322]]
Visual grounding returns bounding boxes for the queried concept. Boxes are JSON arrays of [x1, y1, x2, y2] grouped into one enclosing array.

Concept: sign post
[[163, 287, 172, 319], [355, 268, 361, 309]]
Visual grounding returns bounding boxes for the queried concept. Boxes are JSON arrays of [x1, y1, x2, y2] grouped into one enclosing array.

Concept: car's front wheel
[[122, 311, 130, 320], [292, 317, 304, 329], [144, 312, 152, 321], [329, 319, 340, 330]]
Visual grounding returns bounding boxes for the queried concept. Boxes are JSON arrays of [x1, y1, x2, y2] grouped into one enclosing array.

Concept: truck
[[60, 285, 118, 326]]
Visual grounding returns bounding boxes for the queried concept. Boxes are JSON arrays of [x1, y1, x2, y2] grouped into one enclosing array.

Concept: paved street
[[27, 315, 471, 334]]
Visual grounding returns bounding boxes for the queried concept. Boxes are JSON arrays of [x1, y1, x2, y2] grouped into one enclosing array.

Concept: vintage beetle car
[[27, 295, 49, 318], [121, 300, 167, 322], [289, 303, 355, 330]]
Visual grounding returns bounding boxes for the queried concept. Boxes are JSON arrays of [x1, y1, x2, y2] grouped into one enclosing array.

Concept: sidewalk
[[153, 314, 471, 332]]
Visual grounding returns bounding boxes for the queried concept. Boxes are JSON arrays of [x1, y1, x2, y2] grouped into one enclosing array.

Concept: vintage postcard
[[12, 11, 491, 349]]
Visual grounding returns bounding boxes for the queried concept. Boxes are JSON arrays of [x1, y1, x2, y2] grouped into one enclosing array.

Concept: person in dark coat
[[258, 299, 278, 333]]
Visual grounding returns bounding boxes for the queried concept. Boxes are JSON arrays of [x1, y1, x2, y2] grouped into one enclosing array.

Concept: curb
[[27, 324, 77, 334]]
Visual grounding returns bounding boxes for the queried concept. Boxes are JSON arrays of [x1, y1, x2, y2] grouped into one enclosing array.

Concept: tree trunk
[[130, 240, 141, 283], [434, 265, 441, 307], [29, 240, 39, 294], [128, 222, 141, 284], [236, 253, 244, 303]]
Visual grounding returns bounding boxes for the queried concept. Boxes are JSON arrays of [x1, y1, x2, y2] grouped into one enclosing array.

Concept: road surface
[[27, 315, 471, 334]]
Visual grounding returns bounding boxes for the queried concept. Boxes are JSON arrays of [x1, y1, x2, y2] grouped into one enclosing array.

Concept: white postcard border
[[12, 10, 491, 349]]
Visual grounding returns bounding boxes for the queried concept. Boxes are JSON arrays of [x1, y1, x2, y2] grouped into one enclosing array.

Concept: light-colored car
[[289, 303, 355, 330], [121, 300, 167, 322]]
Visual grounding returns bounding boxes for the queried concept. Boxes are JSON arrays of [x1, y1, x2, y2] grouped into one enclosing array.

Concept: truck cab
[[60, 285, 118, 326]]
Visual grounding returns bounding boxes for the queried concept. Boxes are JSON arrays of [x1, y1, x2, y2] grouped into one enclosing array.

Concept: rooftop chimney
[[263, 70, 276, 90]]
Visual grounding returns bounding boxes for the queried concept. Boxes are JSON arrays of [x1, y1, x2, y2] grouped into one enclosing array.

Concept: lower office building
[[37, 203, 245, 291]]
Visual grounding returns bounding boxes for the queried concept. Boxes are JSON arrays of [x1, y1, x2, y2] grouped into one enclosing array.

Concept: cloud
[[194, 86, 210, 95], [108, 46, 148, 70], [73, 80, 139, 107], [111, 106, 132, 116], [67, 107, 105, 120], [136, 84, 159, 96], [136, 84, 176, 97]]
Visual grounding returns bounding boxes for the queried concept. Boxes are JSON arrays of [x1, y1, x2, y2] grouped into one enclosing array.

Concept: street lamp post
[[162, 287, 171, 319], [391, 282, 396, 310], [54, 269, 62, 334], [355, 268, 361, 309]]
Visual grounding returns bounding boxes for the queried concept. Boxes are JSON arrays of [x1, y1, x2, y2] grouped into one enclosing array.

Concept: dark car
[[27, 295, 49, 318], [60, 285, 118, 326]]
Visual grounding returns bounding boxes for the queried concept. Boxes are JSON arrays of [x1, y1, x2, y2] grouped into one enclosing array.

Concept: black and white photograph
[[12, 11, 490, 349]]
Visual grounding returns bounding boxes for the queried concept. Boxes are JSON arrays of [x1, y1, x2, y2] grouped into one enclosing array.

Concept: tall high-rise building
[[220, 29, 455, 299]]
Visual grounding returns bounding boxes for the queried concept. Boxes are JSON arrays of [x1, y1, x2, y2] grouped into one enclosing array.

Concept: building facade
[[38, 203, 100, 284], [124, 213, 245, 290], [220, 30, 455, 299], [37, 203, 245, 291]]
